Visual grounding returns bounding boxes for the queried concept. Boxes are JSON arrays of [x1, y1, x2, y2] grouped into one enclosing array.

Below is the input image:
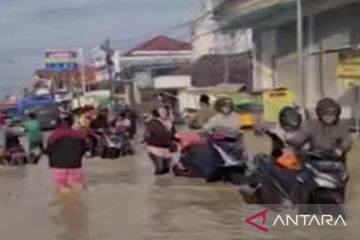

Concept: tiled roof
[[127, 35, 192, 55]]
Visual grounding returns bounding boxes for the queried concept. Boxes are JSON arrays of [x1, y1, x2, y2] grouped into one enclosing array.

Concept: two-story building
[[215, 0, 360, 115]]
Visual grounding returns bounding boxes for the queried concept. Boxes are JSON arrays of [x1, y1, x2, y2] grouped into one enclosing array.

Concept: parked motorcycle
[[98, 128, 134, 159]]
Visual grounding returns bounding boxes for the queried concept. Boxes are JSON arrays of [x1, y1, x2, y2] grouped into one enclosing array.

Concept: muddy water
[[0, 132, 360, 240]]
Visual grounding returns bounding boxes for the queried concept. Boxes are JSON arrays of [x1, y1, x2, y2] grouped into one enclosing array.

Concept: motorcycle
[[114, 131, 134, 157], [99, 128, 134, 159], [5, 135, 28, 166], [87, 129, 105, 157], [172, 131, 206, 177], [175, 131, 248, 183], [299, 149, 347, 215], [239, 131, 347, 215]]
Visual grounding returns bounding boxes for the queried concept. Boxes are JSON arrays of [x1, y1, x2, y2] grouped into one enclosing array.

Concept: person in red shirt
[[46, 115, 87, 194]]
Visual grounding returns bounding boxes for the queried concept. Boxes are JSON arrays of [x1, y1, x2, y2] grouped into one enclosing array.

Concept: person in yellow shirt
[[79, 107, 93, 129]]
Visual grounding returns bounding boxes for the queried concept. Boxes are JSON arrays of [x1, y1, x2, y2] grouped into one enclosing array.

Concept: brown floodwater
[[1, 132, 360, 240]]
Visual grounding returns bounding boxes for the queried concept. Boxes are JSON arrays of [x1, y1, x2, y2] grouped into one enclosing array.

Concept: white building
[[192, 0, 253, 59], [116, 35, 193, 108]]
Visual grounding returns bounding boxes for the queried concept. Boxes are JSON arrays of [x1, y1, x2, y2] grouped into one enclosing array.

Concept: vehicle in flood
[[0, 100, 21, 126], [18, 95, 60, 130]]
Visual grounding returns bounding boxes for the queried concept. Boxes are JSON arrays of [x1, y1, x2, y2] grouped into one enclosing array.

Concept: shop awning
[[215, 0, 296, 30]]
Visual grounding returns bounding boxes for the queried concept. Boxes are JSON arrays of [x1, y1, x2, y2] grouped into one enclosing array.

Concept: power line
[[109, 1, 225, 46], [89, 2, 248, 61]]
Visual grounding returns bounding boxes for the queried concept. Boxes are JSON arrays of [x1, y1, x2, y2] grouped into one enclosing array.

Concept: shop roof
[[126, 36, 191, 55]]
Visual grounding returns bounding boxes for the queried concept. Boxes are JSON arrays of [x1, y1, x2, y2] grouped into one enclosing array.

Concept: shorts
[[51, 168, 83, 188]]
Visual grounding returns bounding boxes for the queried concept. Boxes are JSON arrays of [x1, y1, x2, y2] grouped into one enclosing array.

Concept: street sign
[[45, 62, 78, 70], [45, 50, 78, 71]]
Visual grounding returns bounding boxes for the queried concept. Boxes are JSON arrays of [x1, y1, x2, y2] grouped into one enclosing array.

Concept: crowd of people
[[145, 93, 354, 207], [0, 104, 138, 193], [0, 92, 354, 202]]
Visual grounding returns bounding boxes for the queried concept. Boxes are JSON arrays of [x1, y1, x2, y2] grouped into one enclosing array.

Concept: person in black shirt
[[46, 115, 87, 194]]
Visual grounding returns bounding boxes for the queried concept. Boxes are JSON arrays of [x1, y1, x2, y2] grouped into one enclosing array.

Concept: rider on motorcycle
[[239, 106, 303, 204], [269, 106, 303, 158], [202, 97, 245, 169], [203, 96, 241, 139], [287, 98, 353, 160]]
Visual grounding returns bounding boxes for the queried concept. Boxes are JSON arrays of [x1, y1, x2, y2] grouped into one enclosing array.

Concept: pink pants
[[51, 168, 83, 188]]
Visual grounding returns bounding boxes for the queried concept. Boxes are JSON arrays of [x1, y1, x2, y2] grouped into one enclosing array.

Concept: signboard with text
[[337, 51, 360, 87], [45, 50, 78, 71]]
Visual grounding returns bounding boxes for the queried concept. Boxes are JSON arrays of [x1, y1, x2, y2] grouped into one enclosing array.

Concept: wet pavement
[[1, 132, 360, 240]]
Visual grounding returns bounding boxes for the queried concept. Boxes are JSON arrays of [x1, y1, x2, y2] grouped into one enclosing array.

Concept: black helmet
[[214, 97, 234, 113], [57, 114, 73, 127], [200, 94, 210, 105], [279, 107, 302, 132], [316, 98, 341, 122]]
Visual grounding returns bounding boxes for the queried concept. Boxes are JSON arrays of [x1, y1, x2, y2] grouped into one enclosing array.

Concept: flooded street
[[1, 132, 360, 240]]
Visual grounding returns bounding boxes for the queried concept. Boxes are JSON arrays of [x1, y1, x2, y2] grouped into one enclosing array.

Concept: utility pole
[[78, 48, 86, 94], [101, 38, 115, 99], [223, 36, 232, 83], [297, 0, 306, 109], [224, 56, 230, 83]]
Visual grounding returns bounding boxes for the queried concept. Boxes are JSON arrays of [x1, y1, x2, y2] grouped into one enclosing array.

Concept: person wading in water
[[144, 106, 177, 175]]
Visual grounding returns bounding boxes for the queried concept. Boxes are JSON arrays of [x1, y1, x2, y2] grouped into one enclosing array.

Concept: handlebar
[[298, 149, 340, 161]]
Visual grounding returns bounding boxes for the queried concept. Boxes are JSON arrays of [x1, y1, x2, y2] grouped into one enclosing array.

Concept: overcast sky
[[0, 0, 194, 95]]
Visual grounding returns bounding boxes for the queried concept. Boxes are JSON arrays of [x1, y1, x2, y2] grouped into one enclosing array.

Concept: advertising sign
[[337, 51, 360, 87], [45, 50, 78, 71]]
